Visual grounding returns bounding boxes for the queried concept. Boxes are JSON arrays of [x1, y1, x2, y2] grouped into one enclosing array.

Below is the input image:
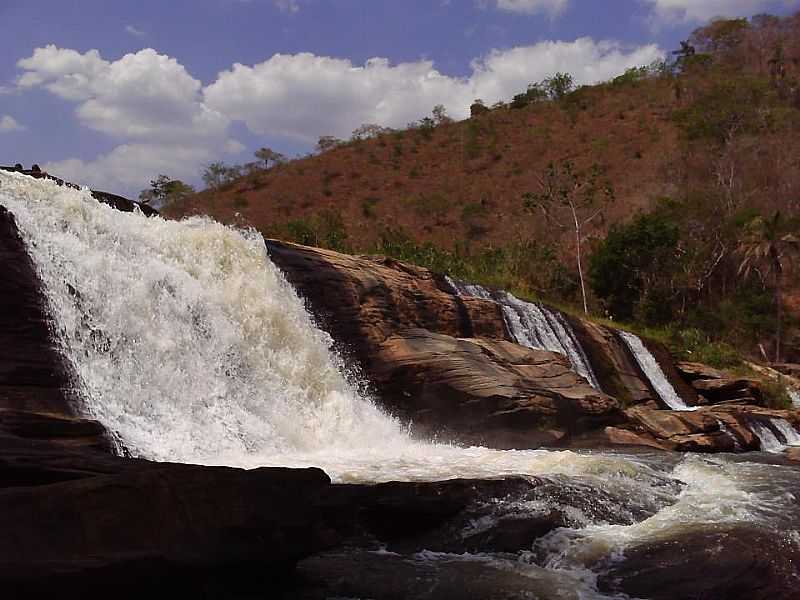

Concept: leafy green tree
[[543, 72, 574, 100], [589, 212, 681, 322], [523, 160, 614, 314], [431, 104, 452, 125], [736, 212, 800, 362], [138, 175, 195, 208], [351, 123, 393, 141]]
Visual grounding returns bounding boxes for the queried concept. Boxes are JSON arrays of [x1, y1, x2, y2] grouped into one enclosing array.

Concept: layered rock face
[[266, 240, 623, 447]]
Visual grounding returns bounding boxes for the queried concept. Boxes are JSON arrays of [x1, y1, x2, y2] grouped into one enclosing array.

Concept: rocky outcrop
[[267, 240, 800, 451], [371, 329, 621, 448], [676, 361, 765, 406], [266, 240, 624, 446]]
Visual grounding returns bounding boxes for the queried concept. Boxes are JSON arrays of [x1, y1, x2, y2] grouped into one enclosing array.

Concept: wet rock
[[0, 461, 337, 595], [598, 525, 800, 600], [372, 329, 621, 448]]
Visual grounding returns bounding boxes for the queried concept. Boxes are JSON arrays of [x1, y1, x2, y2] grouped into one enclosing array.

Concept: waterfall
[[0, 171, 646, 483], [447, 278, 601, 389], [750, 418, 800, 453], [618, 331, 696, 411], [0, 171, 409, 465]]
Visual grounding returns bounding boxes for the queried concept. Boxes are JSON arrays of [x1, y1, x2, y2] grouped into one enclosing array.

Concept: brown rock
[[676, 361, 726, 381], [598, 525, 800, 600], [371, 329, 621, 448]]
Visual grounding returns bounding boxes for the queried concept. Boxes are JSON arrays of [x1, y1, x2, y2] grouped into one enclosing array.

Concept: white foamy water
[[619, 330, 696, 411], [751, 418, 800, 453], [790, 388, 800, 409]]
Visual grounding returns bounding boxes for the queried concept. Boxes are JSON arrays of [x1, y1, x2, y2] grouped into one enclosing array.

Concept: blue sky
[[0, 0, 798, 195]]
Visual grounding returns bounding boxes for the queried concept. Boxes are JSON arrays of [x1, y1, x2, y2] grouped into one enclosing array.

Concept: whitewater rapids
[[2, 171, 799, 598]]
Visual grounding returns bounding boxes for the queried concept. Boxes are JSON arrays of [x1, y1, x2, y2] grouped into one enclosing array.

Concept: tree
[[201, 162, 242, 190], [736, 212, 800, 362], [589, 212, 681, 323], [523, 160, 614, 314], [138, 175, 195, 208], [254, 147, 286, 169], [351, 123, 393, 141], [431, 104, 452, 125], [316, 135, 343, 153], [543, 72, 574, 100]]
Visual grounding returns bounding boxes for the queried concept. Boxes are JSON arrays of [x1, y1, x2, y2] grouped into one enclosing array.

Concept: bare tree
[[523, 160, 614, 314]]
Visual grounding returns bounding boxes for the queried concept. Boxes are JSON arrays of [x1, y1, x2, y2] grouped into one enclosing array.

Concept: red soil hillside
[[164, 77, 682, 253]]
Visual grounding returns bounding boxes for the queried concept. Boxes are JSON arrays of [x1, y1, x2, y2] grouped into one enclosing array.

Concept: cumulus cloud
[[204, 38, 663, 142], [0, 115, 25, 133], [642, 0, 793, 24], [491, 0, 569, 16], [16, 45, 239, 193], [17, 45, 229, 143]]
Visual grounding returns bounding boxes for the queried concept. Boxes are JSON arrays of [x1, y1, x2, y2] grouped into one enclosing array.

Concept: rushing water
[[751, 418, 800, 453], [3, 171, 799, 598], [618, 330, 696, 411], [447, 278, 601, 389]]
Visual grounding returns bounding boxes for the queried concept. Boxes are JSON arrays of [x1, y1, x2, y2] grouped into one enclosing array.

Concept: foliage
[[254, 147, 286, 169], [351, 123, 393, 141], [284, 209, 350, 252], [589, 211, 681, 322], [316, 135, 344, 153], [138, 175, 195, 208], [201, 162, 242, 190]]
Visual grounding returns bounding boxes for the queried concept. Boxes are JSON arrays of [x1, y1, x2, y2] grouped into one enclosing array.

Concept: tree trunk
[[571, 203, 589, 315], [775, 267, 783, 364]]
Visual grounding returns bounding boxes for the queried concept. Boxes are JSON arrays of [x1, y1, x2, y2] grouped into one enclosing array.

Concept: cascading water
[[618, 330, 696, 411], [3, 171, 800, 598], [448, 278, 601, 389], [751, 418, 800, 453]]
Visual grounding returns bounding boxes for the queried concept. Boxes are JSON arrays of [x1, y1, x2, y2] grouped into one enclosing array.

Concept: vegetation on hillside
[[163, 11, 800, 366]]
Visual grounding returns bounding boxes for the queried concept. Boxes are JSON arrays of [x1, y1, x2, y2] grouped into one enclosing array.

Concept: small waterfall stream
[[447, 278, 601, 389], [618, 331, 696, 411], [751, 418, 800, 453]]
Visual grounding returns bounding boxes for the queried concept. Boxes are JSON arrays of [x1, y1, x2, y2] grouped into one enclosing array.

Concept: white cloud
[[204, 38, 663, 142], [642, 0, 794, 24], [274, 0, 300, 12], [0, 115, 25, 132], [125, 25, 146, 37], [16, 45, 240, 193], [492, 0, 569, 16], [17, 45, 229, 143]]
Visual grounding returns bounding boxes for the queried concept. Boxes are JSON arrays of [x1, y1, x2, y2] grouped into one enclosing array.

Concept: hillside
[[166, 13, 800, 364]]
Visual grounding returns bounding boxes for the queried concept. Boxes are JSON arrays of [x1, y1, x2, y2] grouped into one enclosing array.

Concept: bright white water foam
[[447, 278, 600, 390], [619, 330, 696, 411]]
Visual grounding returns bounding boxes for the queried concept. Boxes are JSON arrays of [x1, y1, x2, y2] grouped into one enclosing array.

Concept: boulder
[[598, 525, 800, 600], [371, 329, 621, 448]]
